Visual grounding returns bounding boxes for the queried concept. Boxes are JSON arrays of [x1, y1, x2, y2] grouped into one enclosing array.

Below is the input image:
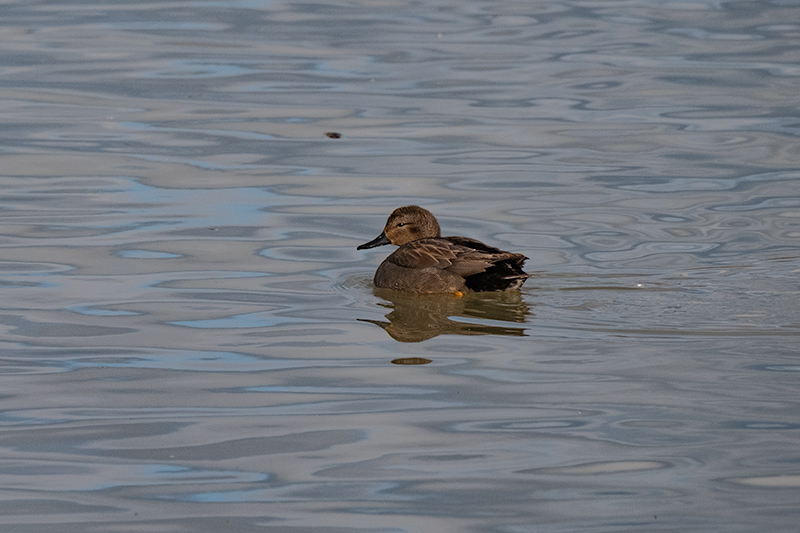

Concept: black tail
[[464, 260, 529, 292]]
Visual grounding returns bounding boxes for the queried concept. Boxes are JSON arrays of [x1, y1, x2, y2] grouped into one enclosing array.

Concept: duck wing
[[444, 236, 528, 270], [388, 238, 524, 278]]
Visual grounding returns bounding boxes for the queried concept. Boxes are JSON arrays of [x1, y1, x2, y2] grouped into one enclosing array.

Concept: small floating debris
[[391, 357, 432, 366], [325, 132, 341, 139]]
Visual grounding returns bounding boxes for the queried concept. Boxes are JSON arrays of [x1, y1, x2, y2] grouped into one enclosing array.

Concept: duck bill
[[357, 232, 391, 250]]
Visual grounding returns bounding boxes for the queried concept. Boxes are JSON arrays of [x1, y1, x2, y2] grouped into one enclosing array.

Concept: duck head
[[357, 205, 442, 249]]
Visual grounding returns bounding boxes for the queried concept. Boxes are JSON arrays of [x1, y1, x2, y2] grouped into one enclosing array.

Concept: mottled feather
[[357, 206, 530, 293]]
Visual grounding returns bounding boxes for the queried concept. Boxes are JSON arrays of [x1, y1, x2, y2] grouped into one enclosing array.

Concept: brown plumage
[[357, 205, 530, 293]]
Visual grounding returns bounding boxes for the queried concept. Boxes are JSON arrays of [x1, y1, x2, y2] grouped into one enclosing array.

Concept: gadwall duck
[[357, 205, 530, 294]]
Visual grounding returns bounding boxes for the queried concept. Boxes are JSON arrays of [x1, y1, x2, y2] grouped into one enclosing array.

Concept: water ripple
[[2, 0, 800, 531]]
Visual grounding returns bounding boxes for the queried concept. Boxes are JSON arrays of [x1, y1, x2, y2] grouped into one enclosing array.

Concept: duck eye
[[397, 222, 406, 227]]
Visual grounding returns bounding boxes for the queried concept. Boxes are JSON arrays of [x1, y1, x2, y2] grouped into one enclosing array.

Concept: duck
[[357, 205, 530, 294]]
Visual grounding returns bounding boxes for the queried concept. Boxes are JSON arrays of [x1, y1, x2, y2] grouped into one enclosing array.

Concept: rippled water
[[2, 0, 799, 531]]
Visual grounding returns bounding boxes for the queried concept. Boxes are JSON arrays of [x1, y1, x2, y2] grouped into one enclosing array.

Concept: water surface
[[1, 0, 799, 531]]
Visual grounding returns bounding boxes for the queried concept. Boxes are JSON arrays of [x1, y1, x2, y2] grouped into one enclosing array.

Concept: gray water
[[1, 0, 799, 531]]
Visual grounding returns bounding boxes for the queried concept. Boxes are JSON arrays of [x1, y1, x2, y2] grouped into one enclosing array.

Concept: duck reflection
[[361, 289, 531, 342]]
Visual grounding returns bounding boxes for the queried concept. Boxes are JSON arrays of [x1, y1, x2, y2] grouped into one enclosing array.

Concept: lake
[[1, 0, 799, 531]]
